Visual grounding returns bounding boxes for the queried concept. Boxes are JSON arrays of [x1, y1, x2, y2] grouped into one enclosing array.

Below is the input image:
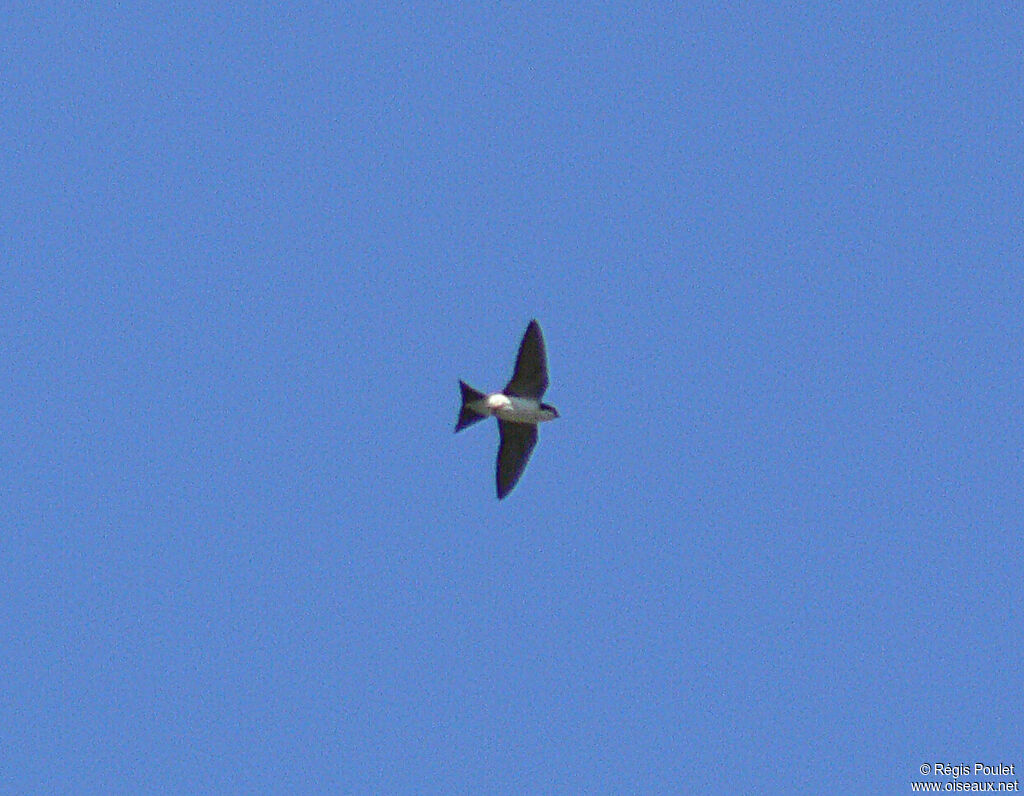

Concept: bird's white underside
[[471, 394, 557, 425]]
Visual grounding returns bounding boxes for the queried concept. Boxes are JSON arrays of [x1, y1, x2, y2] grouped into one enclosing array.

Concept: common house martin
[[455, 320, 560, 499]]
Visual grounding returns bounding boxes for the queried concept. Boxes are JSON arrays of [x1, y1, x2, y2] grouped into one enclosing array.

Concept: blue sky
[[3, 3, 1022, 793]]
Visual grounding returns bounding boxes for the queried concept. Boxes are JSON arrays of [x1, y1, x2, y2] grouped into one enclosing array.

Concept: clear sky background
[[3, 3, 1022, 794]]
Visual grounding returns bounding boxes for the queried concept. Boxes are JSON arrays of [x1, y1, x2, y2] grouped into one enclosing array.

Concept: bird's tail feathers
[[455, 380, 487, 432]]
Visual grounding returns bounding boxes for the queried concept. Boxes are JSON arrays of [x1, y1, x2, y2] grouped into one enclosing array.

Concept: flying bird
[[455, 320, 560, 499]]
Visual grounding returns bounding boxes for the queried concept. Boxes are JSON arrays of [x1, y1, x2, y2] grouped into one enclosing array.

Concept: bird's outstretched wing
[[504, 319, 548, 399], [496, 420, 538, 499]]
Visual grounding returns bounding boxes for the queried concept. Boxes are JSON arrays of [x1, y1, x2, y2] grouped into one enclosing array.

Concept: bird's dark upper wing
[[496, 420, 538, 499], [504, 320, 548, 399]]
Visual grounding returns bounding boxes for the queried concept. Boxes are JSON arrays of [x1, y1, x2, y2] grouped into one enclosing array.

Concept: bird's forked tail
[[455, 380, 487, 432]]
